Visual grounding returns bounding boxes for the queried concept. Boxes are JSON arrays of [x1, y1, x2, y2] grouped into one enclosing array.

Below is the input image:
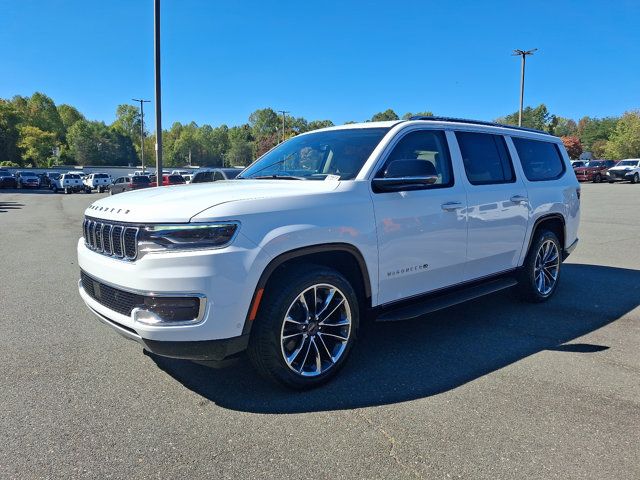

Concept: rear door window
[[456, 132, 515, 185], [512, 137, 566, 181]]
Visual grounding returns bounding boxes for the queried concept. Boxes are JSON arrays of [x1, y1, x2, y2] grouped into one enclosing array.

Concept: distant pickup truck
[[83, 173, 112, 193], [51, 173, 84, 193]]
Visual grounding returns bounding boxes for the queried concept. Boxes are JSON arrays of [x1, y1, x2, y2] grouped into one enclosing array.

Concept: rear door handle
[[510, 195, 528, 204], [441, 201, 463, 211]]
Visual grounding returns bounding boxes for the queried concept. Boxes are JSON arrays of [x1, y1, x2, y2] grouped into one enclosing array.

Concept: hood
[[609, 165, 634, 171], [84, 179, 341, 223]]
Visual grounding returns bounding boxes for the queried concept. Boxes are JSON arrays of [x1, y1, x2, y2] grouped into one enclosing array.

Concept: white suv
[[78, 117, 580, 389]]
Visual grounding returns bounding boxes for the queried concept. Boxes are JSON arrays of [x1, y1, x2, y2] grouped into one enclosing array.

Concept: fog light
[[132, 296, 202, 325]]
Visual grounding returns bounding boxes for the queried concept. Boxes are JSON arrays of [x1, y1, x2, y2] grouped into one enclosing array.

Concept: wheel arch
[[242, 243, 372, 335], [525, 213, 566, 259]]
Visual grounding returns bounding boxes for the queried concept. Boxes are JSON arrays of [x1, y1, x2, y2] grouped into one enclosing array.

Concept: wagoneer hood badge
[[85, 180, 341, 223]]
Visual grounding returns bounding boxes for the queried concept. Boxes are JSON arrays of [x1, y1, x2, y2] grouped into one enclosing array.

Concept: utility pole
[[277, 110, 289, 143], [132, 98, 150, 172], [512, 49, 537, 126], [153, 0, 163, 182]]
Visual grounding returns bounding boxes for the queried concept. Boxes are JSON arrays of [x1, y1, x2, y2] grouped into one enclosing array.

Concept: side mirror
[[372, 159, 439, 192]]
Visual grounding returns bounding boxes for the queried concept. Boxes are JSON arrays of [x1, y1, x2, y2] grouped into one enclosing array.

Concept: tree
[[496, 104, 551, 131], [21, 92, 65, 139], [577, 116, 619, 151], [57, 104, 85, 131], [17, 125, 57, 167], [112, 104, 142, 139], [67, 120, 137, 166], [552, 117, 577, 137], [402, 111, 433, 119], [307, 120, 334, 131], [591, 140, 608, 159], [0, 100, 22, 165], [371, 109, 399, 121], [561, 136, 583, 159], [227, 125, 254, 166], [604, 111, 640, 160]]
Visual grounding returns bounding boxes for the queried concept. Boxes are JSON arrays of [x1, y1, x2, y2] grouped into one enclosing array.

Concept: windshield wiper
[[250, 175, 306, 180]]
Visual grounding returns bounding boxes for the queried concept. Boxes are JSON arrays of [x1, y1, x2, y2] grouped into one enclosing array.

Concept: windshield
[[617, 160, 638, 166], [132, 176, 150, 184], [21, 171, 37, 177], [94, 174, 109, 178], [65, 174, 80, 179], [585, 161, 603, 167], [240, 127, 390, 180]]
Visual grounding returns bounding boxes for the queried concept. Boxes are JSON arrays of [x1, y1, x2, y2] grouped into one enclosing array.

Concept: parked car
[[574, 160, 617, 183], [51, 173, 84, 193], [109, 175, 151, 195], [191, 168, 243, 183], [83, 173, 112, 193], [78, 117, 580, 389], [570, 160, 586, 169], [171, 169, 192, 177], [0, 170, 17, 188], [607, 159, 640, 183], [41, 172, 61, 189], [149, 174, 186, 187], [15, 171, 41, 188]]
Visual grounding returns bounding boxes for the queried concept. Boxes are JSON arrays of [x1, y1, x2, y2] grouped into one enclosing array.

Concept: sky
[[1, 0, 639, 128]]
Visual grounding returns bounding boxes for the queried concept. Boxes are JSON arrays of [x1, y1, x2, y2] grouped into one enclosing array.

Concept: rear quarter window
[[512, 137, 566, 181]]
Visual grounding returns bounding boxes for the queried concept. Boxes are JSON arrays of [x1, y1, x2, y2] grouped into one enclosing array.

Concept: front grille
[[83, 218, 138, 259], [80, 271, 144, 316]]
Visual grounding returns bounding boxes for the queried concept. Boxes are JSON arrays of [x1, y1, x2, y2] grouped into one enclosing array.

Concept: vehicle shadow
[[0, 188, 54, 195], [0, 201, 25, 213], [147, 263, 640, 413]]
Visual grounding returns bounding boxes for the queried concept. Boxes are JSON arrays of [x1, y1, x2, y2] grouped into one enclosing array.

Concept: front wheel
[[594, 173, 602, 183], [516, 230, 562, 303], [248, 265, 359, 389], [632, 173, 639, 184]]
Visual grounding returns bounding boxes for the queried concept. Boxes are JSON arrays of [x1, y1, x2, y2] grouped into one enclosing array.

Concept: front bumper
[[83, 296, 249, 361]]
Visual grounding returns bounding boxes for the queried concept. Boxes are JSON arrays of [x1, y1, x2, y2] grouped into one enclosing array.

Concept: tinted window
[[378, 130, 453, 187], [94, 174, 109, 178], [223, 169, 241, 179], [168, 175, 184, 183], [195, 171, 213, 183], [456, 132, 515, 185], [213, 171, 224, 181], [132, 176, 149, 184], [512, 138, 566, 181]]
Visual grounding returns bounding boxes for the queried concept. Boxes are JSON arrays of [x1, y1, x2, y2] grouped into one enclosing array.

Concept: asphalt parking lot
[[0, 184, 638, 479]]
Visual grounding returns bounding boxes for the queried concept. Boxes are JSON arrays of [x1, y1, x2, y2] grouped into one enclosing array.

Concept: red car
[[149, 174, 186, 187], [574, 160, 617, 183]]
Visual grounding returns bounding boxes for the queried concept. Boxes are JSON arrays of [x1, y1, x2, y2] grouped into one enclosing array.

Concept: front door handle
[[441, 201, 463, 211], [510, 195, 528, 204]]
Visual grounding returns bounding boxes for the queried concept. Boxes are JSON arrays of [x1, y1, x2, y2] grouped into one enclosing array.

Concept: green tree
[[57, 104, 85, 131], [371, 109, 399, 121], [604, 111, 640, 159], [496, 104, 552, 131], [552, 117, 578, 137], [0, 100, 22, 165], [67, 120, 137, 166], [112, 104, 142, 139], [402, 111, 434, 119], [227, 125, 254, 166], [577, 116, 619, 151], [22, 92, 65, 139], [307, 120, 334, 131], [17, 125, 58, 166]]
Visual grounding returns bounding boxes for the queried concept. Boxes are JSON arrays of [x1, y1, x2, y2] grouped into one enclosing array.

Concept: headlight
[[138, 222, 239, 253]]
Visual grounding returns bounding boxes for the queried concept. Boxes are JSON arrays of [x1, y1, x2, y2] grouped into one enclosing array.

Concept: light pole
[[154, 0, 163, 182], [277, 110, 289, 142], [512, 48, 537, 126], [132, 98, 150, 172]]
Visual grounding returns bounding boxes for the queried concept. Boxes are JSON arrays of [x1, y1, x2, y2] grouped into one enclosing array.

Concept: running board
[[375, 277, 518, 322]]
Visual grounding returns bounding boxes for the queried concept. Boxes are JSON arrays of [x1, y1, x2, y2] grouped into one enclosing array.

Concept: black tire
[[98, 186, 104, 193], [632, 173, 639, 184], [594, 173, 602, 183], [515, 230, 562, 303], [247, 264, 359, 389], [52, 186, 58, 193]]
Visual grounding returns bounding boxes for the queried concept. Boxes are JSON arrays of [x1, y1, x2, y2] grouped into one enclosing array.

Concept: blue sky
[[2, 0, 638, 127]]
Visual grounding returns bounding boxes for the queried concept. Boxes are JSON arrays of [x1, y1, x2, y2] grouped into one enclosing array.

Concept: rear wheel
[[516, 230, 562, 303], [248, 265, 358, 389]]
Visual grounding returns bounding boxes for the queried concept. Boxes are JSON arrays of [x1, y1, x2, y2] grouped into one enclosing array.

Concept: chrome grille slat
[[82, 217, 139, 260]]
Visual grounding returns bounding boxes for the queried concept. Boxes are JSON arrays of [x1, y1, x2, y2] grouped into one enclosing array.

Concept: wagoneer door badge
[[387, 264, 429, 277]]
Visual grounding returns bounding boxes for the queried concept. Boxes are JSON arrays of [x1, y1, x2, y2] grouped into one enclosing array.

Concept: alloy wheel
[[280, 284, 352, 377], [534, 239, 560, 296]]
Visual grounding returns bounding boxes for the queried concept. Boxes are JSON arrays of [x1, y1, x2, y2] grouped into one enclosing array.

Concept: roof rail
[[407, 116, 551, 136]]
